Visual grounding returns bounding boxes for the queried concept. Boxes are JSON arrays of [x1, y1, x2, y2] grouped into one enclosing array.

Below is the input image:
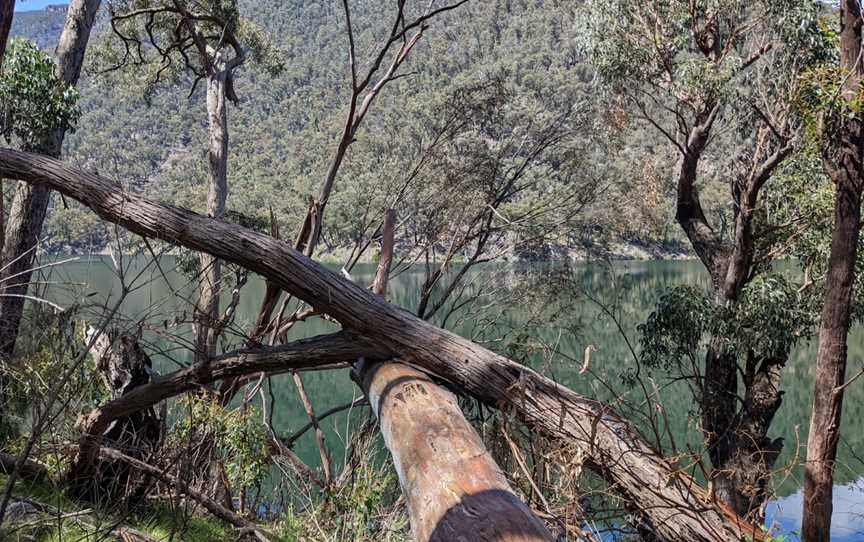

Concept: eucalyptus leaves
[[0, 39, 81, 152]]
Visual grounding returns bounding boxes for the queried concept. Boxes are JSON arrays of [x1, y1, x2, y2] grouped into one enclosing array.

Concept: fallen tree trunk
[[0, 149, 765, 542], [359, 210, 551, 541], [362, 362, 553, 541]]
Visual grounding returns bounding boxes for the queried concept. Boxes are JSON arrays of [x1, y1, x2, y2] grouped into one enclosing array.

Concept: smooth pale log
[[364, 362, 552, 542], [0, 149, 767, 542], [363, 210, 550, 540]]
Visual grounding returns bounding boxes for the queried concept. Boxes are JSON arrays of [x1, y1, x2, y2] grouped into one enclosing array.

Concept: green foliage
[[580, 0, 827, 98], [7, 0, 616, 258], [726, 274, 813, 360], [763, 151, 864, 322], [638, 286, 712, 373], [0, 38, 81, 151], [763, 153, 833, 266], [174, 395, 270, 490], [0, 472, 230, 542], [273, 462, 407, 542], [89, 0, 284, 103], [1, 310, 101, 446], [138, 503, 230, 541], [638, 275, 811, 379], [331, 464, 395, 535], [236, 17, 286, 76]]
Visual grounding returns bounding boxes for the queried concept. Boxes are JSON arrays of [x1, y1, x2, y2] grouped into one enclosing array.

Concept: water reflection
[[35, 255, 864, 539], [767, 478, 864, 541]]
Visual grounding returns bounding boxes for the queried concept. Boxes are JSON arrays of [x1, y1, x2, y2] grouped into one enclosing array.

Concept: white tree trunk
[[196, 50, 229, 363]]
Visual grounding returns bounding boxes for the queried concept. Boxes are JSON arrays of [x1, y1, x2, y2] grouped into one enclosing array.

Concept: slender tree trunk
[[802, 6, 864, 539], [0, 0, 100, 358], [802, 174, 862, 541], [0, 0, 12, 67], [196, 53, 228, 364]]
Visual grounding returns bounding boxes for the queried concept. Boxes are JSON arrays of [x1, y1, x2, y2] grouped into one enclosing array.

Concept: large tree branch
[[0, 149, 764, 542], [675, 104, 728, 281], [69, 331, 380, 484]]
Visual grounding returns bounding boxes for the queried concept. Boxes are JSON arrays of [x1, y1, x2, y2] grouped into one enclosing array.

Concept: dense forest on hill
[[11, 0, 695, 258]]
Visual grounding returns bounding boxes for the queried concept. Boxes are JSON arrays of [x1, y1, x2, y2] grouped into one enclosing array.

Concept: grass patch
[[0, 473, 234, 541]]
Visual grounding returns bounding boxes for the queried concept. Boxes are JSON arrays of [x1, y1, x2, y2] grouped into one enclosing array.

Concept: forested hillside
[[11, 0, 694, 257], [8, 4, 64, 50]]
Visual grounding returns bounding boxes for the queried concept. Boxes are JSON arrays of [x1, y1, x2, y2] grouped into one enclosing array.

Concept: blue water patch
[[586, 479, 864, 542], [765, 478, 864, 541]]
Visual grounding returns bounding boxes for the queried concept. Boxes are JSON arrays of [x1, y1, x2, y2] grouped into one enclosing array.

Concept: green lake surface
[[36, 256, 864, 540]]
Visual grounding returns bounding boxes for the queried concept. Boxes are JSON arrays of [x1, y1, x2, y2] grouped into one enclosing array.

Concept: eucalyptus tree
[[0, 37, 84, 439], [0, 0, 100, 365], [796, 2, 864, 539], [580, 0, 830, 517], [96, 0, 283, 363]]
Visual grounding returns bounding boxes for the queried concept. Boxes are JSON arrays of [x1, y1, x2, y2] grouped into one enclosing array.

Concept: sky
[[13, 0, 66, 12]]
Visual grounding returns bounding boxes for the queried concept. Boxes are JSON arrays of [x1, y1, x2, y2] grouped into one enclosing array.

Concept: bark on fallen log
[[362, 361, 553, 541], [0, 149, 766, 542]]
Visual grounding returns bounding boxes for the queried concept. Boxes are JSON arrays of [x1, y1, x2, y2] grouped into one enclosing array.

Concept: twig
[[282, 398, 368, 446], [96, 447, 272, 541]]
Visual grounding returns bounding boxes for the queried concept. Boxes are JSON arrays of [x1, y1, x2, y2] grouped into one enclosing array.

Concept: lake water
[[34, 256, 864, 540]]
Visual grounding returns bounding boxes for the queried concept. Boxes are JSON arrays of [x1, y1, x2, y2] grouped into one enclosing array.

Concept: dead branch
[[95, 447, 271, 541]]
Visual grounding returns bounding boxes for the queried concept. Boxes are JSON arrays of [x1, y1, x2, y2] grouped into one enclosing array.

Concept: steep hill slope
[[8, 1, 692, 258]]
